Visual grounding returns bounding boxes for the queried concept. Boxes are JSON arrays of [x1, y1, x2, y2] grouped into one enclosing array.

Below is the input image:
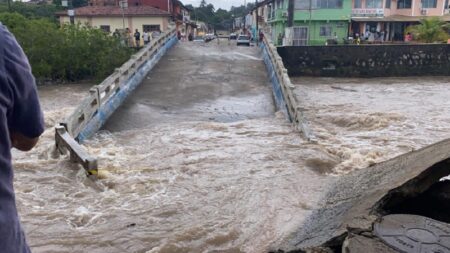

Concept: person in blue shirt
[[0, 23, 45, 252]]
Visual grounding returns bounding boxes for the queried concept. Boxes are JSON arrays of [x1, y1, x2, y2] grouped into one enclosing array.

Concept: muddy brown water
[[12, 42, 450, 253]]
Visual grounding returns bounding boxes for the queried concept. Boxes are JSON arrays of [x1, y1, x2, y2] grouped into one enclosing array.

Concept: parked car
[[237, 35, 250, 46], [193, 36, 204, 42], [229, 33, 237, 40], [204, 33, 216, 42]]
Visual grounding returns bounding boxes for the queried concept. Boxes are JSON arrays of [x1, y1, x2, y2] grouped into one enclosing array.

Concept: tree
[[0, 12, 133, 82], [406, 17, 450, 43], [0, 2, 62, 22], [185, 1, 255, 30]]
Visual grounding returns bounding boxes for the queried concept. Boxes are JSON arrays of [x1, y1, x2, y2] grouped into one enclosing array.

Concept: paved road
[[104, 40, 274, 132]]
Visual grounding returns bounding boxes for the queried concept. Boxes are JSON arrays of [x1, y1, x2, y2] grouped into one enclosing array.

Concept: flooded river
[[292, 76, 450, 174], [11, 42, 450, 253]]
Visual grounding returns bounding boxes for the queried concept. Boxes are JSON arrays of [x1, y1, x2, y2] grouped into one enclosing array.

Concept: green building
[[265, 0, 352, 46]]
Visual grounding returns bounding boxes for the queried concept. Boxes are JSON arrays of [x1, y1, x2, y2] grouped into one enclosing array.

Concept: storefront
[[351, 15, 450, 42]]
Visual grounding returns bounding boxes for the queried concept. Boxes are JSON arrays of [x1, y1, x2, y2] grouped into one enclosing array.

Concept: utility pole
[[308, 0, 312, 45], [287, 0, 294, 27], [255, 0, 258, 45]]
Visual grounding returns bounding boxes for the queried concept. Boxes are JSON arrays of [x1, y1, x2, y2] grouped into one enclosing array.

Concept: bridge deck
[[104, 41, 275, 132]]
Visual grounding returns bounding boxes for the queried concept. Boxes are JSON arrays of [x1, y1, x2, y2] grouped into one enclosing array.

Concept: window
[[366, 0, 382, 8], [319, 26, 332, 37], [397, 0, 411, 8], [314, 0, 343, 9], [421, 0, 437, 8], [294, 0, 311, 9], [293, 26, 308, 46], [143, 25, 160, 32], [354, 0, 362, 8], [385, 0, 391, 8], [296, 0, 343, 9], [100, 25, 110, 33]]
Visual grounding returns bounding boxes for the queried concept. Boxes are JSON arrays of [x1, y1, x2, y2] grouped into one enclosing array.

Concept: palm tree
[[406, 17, 450, 43]]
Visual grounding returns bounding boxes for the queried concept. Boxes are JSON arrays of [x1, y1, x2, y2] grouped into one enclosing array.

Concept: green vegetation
[[0, 1, 62, 22], [0, 13, 133, 83], [185, 0, 255, 30], [406, 17, 450, 43]]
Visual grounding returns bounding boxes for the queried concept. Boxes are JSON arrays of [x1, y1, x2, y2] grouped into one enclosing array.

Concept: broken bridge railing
[[259, 35, 314, 141], [55, 27, 177, 175]]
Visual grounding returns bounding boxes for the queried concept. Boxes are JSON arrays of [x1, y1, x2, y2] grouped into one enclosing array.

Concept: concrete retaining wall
[[278, 44, 450, 77], [260, 41, 289, 118], [260, 37, 314, 141]]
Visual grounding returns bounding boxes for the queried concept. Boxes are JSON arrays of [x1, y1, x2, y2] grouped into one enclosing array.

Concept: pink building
[[351, 0, 450, 41]]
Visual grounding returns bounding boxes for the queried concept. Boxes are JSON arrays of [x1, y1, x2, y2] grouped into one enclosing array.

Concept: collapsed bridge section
[[276, 138, 450, 252]]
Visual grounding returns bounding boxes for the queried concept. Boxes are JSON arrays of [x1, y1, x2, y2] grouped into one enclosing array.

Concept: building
[[172, 1, 195, 37], [57, 5, 171, 34], [255, 0, 450, 46], [83, 0, 193, 34], [254, 0, 352, 46], [123, 0, 194, 35], [351, 0, 450, 41]]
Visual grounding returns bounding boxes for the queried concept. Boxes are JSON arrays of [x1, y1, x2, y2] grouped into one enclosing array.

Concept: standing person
[[405, 32, 413, 42], [0, 23, 45, 253], [126, 28, 133, 47], [113, 29, 120, 38], [134, 29, 141, 48], [380, 30, 385, 43], [355, 33, 361, 45], [278, 33, 283, 45], [142, 30, 150, 45]]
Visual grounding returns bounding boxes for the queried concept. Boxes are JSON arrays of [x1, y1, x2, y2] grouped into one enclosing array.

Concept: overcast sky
[[182, 0, 248, 11]]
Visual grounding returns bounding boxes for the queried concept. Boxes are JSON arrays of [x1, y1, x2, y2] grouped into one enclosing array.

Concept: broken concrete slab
[[343, 233, 398, 253], [275, 138, 450, 252]]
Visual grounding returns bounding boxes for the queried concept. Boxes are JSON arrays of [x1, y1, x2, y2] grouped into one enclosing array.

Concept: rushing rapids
[[12, 42, 450, 252]]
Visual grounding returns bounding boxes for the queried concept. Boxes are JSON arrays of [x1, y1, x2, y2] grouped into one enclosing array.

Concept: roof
[[251, 0, 274, 11], [352, 14, 450, 22], [56, 5, 171, 17]]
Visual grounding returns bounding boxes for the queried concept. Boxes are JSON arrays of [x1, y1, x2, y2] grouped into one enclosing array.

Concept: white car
[[237, 35, 250, 46], [193, 36, 204, 42]]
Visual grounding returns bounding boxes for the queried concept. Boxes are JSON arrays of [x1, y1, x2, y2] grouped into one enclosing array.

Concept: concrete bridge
[[53, 28, 450, 252]]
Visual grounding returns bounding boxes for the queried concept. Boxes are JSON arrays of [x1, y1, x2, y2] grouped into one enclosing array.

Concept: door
[[292, 26, 308, 46]]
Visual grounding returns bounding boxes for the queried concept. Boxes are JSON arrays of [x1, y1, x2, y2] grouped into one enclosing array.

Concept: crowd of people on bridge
[[113, 28, 162, 49]]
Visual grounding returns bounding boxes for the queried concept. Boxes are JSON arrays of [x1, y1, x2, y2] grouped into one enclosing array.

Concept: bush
[[0, 12, 133, 83], [406, 17, 450, 43]]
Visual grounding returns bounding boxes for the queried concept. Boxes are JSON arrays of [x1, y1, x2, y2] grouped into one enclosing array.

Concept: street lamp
[[119, 0, 128, 30], [62, 0, 75, 24]]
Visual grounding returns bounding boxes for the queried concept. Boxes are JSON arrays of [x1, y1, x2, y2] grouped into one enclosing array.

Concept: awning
[[352, 14, 450, 22]]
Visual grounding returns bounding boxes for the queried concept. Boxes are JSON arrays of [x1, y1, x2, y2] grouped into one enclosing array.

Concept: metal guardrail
[[55, 27, 177, 174], [261, 35, 315, 141]]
